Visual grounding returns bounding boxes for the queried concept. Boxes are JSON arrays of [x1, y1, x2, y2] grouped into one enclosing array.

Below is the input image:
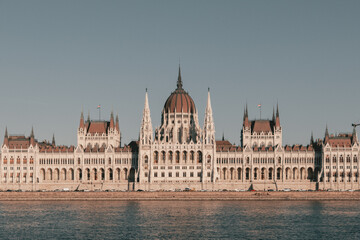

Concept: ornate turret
[[140, 89, 153, 145], [203, 88, 215, 145]]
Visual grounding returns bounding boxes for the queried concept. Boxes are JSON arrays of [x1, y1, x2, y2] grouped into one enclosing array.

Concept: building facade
[[1, 68, 359, 191]]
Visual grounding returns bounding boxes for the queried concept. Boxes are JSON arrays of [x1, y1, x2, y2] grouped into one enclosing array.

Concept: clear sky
[[1, 0, 359, 147]]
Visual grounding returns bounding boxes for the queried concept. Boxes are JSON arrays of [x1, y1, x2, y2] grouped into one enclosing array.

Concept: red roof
[[86, 121, 109, 135], [164, 89, 196, 113], [252, 120, 272, 133]]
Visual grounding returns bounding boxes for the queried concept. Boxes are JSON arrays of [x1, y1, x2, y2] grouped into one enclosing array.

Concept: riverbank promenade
[[1, 191, 360, 201]]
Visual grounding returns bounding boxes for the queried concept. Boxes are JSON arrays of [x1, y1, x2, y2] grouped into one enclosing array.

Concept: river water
[[0, 201, 359, 239]]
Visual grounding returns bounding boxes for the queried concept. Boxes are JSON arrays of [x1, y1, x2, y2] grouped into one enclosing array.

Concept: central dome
[[163, 67, 196, 114]]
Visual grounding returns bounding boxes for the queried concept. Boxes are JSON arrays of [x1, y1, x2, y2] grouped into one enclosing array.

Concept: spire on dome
[[177, 65, 183, 90]]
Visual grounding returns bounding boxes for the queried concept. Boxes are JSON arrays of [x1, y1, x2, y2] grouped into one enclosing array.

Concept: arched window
[[176, 151, 180, 164], [190, 151, 195, 163], [153, 151, 159, 164], [144, 155, 148, 164], [168, 151, 173, 163], [183, 151, 187, 163], [197, 151, 202, 164], [161, 151, 166, 164], [332, 156, 336, 163]]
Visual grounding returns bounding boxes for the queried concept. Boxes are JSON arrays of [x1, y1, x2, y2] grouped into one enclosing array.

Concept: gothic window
[[183, 151, 187, 163], [153, 151, 159, 164], [161, 151, 166, 164], [197, 151, 202, 164], [190, 151, 195, 163], [168, 151, 173, 163], [354, 155, 358, 163], [340, 155, 344, 163], [332, 156, 336, 163], [346, 155, 351, 163], [176, 151, 180, 164]]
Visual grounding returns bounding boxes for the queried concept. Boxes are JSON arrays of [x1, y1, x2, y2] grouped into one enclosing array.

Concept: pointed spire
[[275, 102, 280, 128], [243, 103, 250, 129], [140, 89, 153, 145], [4, 127, 9, 146], [52, 134, 56, 146], [206, 87, 212, 113], [245, 103, 248, 118], [222, 132, 225, 141], [87, 111, 90, 122], [110, 111, 114, 129], [203, 89, 215, 145], [325, 124, 329, 137], [272, 106, 275, 122], [30, 126, 34, 138], [310, 131, 314, 144], [324, 124, 329, 143], [177, 65, 183, 90], [30, 126, 35, 146], [80, 110, 85, 128], [144, 88, 150, 109], [116, 114, 120, 131]]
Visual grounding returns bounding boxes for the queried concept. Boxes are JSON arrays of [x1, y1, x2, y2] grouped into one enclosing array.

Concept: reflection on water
[[0, 201, 359, 239]]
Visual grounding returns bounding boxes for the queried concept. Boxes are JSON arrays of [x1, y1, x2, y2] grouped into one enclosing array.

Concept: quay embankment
[[0, 191, 360, 201]]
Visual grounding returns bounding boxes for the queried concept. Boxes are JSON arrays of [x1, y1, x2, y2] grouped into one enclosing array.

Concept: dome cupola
[[163, 66, 196, 113]]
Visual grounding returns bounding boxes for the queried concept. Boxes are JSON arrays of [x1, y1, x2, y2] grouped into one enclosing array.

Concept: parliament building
[[1, 68, 359, 191]]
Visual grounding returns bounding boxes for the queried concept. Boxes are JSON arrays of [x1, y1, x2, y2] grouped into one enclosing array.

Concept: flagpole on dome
[[258, 103, 262, 119], [97, 104, 101, 121]]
